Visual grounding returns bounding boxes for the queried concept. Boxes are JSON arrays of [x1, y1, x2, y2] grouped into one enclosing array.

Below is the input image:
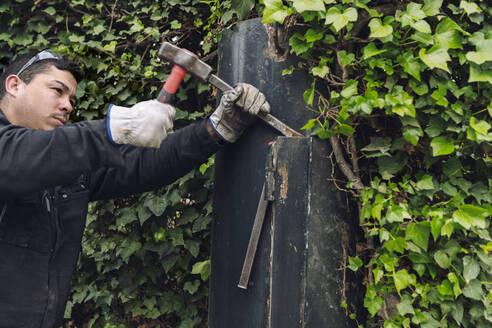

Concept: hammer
[[157, 42, 302, 138]]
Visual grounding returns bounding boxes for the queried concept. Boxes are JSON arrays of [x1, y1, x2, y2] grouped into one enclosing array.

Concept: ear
[[4, 74, 24, 97]]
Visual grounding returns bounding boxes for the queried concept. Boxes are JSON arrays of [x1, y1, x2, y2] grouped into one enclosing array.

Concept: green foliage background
[[0, 0, 257, 327], [262, 0, 492, 327], [1, 0, 492, 327]]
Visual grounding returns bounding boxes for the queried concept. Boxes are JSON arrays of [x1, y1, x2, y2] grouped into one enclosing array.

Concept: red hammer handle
[[157, 48, 198, 104], [157, 65, 187, 104]]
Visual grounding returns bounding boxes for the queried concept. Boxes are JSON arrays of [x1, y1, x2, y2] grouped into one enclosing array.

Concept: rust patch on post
[[278, 165, 289, 199], [263, 23, 289, 62]]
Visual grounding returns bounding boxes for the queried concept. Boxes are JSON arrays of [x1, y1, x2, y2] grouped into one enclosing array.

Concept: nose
[[61, 96, 73, 114]]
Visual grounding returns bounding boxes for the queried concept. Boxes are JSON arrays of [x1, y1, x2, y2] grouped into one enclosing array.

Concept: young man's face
[[12, 66, 77, 131]]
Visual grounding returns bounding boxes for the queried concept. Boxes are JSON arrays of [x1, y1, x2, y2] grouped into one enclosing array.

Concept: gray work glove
[[209, 83, 270, 143], [108, 100, 175, 148]]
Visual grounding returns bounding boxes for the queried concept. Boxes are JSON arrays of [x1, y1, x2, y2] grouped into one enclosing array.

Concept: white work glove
[[108, 100, 176, 148], [209, 83, 270, 143]]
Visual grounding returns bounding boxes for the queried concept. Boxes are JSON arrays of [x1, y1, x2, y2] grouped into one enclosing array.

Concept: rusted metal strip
[[238, 183, 270, 289]]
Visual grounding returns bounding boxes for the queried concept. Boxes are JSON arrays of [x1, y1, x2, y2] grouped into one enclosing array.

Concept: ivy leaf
[[406, 2, 427, 20], [341, 79, 358, 98], [364, 295, 383, 317], [419, 46, 451, 73], [416, 174, 435, 190], [368, 18, 393, 38], [144, 194, 168, 216], [289, 32, 311, 55], [463, 256, 480, 283], [448, 272, 462, 297], [377, 153, 407, 180], [470, 182, 492, 204], [398, 52, 421, 81], [338, 50, 355, 67], [293, 0, 325, 13], [282, 65, 295, 76], [469, 116, 492, 142], [325, 7, 358, 32], [469, 116, 491, 135], [231, 0, 254, 20], [191, 260, 211, 281], [303, 81, 315, 105], [336, 123, 355, 136], [459, 1, 482, 16], [431, 216, 444, 241], [116, 208, 138, 226], [393, 269, 411, 293], [302, 118, 317, 131], [462, 279, 483, 300], [183, 280, 200, 295], [363, 42, 387, 60], [312, 65, 330, 78], [403, 125, 423, 146], [435, 18, 463, 49], [397, 294, 415, 315], [12, 32, 33, 46], [93, 24, 106, 35], [384, 237, 406, 254], [466, 39, 492, 65], [405, 222, 430, 251], [262, 0, 290, 23], [430, 136, 455, 156], [348, 256, 363, 271], [425, 116, 446, 137], [431, 84, 449, 107], [385, 205, 409, 223], [168, 229, 185, 247], [420, 312, 441, 328], [43, 6, 56, 15], [385, 88, 416, 117], [469, 63, 492, 84], [412, 20, 431, 34], [434, 250, 451, 268], [185, 240, 200, 258], [137, 205, 152, 226], [452, 204, 488, 229], [118, 240, 141, 263], [305, 28, 324, 43], [423, 0, 443, 16], [437, 280, 453, 296], [361, 137, 392, 157], [103, 41, 117, 53]]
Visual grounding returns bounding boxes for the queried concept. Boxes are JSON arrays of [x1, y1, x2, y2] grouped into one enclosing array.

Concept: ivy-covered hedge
[[0, 1, 257, 327], [262, 0, 491, 327]]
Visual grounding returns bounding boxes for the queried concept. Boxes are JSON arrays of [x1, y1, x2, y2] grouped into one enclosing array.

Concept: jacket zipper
[[41, 190, 60, 328], [43, 190, 53, 213], [0, 203, 6, 224]]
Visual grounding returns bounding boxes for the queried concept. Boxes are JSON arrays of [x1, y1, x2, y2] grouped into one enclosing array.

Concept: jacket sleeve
[[88, 119, 222, 201], [0, 119, 125, 199]]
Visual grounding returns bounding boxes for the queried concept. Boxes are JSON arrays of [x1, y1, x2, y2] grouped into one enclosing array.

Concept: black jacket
[[0, 111, 220, 328]]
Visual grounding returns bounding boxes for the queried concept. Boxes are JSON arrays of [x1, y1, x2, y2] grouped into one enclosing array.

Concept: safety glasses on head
[[16, 50, 62, 77]]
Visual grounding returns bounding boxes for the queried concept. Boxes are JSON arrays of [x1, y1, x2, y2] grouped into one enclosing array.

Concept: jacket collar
[[0, 109, 11, 127]]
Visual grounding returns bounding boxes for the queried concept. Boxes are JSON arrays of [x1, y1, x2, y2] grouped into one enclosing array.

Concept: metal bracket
[[238, 142, 277, 289], [264, 144, 277, 202]]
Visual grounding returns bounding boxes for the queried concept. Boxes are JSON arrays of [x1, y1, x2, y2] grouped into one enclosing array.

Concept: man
[[0, 50, 269, 327]]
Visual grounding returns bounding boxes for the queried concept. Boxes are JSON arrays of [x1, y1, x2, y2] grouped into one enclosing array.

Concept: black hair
[[0, 51, 85, 100]]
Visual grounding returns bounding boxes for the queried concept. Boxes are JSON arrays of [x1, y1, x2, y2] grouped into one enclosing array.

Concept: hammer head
[[158, 42, 213, 82]]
